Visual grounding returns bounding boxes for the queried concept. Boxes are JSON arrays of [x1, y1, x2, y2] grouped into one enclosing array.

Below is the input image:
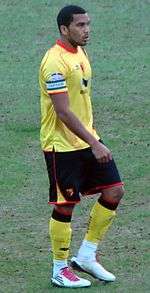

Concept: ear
[[60, 25, 69, 36]]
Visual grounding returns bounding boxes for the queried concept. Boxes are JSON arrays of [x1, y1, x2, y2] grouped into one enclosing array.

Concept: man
[[39, 5, 124, 288]]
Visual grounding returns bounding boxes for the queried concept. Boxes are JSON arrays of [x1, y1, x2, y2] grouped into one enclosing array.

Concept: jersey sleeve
[[44, 57, 68, 95]]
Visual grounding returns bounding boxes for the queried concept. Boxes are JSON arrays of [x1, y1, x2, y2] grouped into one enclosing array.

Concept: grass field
[[0, 0, 150, 292]]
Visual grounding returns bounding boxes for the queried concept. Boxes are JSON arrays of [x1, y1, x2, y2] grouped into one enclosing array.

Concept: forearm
[[57, 110, 98, 147], [51, 92, 111, 162]]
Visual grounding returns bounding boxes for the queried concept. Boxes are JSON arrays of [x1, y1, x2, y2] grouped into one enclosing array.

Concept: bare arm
[[50, 92, 112, 163]]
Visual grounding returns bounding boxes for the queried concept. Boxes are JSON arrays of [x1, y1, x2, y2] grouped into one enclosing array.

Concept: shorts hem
[[48, 200, 80, 205], [82, 182, 124, 196]]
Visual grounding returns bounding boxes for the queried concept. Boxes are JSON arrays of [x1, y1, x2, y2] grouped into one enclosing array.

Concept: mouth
[[83, 35, 89, 42]]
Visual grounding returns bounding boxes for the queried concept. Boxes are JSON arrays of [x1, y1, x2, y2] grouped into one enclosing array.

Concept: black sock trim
[[51, 209, 72, 222], [98, 197, 118, 210]]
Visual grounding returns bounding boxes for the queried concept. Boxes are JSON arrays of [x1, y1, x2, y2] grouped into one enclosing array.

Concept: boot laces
[[61, 267, 80, 281]]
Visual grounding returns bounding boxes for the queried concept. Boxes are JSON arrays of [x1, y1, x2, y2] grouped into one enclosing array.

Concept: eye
[[77, 22, 85, 27], [77, 22, 90, 28]]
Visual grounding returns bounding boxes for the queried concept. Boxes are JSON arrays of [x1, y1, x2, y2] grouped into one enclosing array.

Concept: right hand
[[91, 141, 112, 164]]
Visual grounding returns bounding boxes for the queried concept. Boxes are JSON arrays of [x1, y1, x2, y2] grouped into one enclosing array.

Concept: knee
[[100, 185, 125, 209], [102, 185, 125, 200], [113, 186, 125, 201], [51, 204, 75, 223], [54, 204, 75, 216], [110, 186, 125, 204]]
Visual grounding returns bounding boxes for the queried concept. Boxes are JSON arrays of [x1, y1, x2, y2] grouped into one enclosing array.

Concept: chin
[[78, 40, 87, 46], [81, 41, 88, 46]]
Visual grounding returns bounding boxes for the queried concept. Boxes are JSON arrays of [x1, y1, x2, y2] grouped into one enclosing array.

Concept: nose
[[84, 24, 90, 34]]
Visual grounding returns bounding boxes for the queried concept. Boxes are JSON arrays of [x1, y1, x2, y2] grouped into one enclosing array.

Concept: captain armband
[[46, 73, 68, 94]]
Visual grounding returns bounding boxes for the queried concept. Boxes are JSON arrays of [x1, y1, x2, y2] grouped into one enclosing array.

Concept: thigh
[[81, 146, 123, 196], [44, 150, 84, 205]]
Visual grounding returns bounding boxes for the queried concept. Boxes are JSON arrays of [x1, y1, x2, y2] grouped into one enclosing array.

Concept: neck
[[57, 38, 78, 53], [60, 36, 78, 49]]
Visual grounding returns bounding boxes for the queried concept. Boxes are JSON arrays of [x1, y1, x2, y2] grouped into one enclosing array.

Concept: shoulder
[[40, 45, 69, 79], [41, 45, 63, 67]]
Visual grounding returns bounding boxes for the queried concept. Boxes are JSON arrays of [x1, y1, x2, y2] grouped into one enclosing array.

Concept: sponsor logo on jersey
[[48, 73, 65, 81], [74, 64, 80, 70]]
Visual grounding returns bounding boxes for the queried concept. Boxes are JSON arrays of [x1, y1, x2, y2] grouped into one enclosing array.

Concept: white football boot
[[71, 256, 116, 282], [51, 266, 91, 288]]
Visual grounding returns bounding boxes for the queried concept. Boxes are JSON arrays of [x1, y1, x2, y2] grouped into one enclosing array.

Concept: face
[[61, 13, 90, 47]]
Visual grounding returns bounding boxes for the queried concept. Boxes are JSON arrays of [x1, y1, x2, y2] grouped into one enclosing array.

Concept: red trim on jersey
[[48, 90, 68, 95], [82, 182, 124, 196], [56, 39, 78, 53], [80, 63, 85, 72]]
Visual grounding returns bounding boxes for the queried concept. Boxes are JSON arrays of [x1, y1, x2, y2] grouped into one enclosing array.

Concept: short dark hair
[[57, 5, 86, 32]]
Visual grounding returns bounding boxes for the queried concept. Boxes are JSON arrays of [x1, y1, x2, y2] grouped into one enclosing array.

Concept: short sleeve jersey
[[39, 39, 100, 152]]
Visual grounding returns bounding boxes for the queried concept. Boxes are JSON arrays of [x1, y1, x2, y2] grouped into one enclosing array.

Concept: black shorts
[[44, 143, 123, 205]]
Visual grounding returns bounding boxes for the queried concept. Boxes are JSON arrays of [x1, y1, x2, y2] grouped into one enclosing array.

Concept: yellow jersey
[[39, 39, 99, 152]]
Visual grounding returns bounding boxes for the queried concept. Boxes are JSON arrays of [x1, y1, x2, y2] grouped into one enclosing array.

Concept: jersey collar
[[56, 39, 78, 53]]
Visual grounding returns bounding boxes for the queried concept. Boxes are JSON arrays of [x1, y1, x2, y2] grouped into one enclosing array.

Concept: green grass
[[0, 0, 150, 292]]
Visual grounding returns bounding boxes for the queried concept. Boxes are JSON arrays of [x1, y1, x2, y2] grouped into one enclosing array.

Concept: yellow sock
[[85, 202, 116, 244], [49, 218, 72, 260]]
